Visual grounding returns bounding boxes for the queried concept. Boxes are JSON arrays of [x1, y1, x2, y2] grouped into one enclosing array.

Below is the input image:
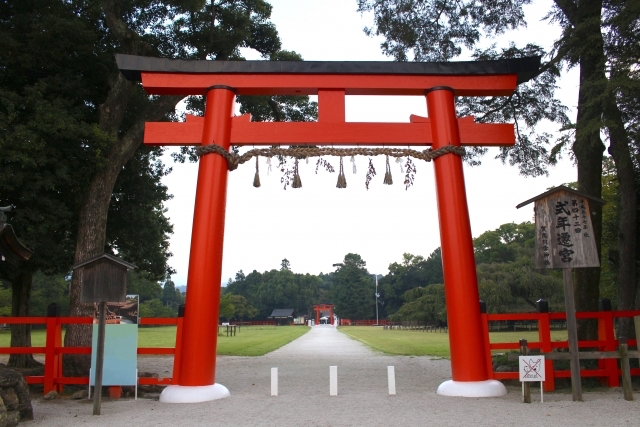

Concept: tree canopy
[[358, 0, 640, 339], [331, 253, 375, 320]]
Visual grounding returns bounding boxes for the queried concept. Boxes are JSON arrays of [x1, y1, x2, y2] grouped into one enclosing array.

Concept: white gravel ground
[[23, 325, 640, 426]]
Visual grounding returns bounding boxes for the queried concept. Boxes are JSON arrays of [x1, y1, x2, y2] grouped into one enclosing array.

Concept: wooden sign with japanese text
[[534, 190, 599, 269]]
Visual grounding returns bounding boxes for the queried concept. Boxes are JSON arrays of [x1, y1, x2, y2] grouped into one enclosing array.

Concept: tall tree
[[332, 253, 374, 320], [380, 251, 442, 315], [0, 0, 108, 368], [55, 0, 283, 375], [358, 0, 639, 339]]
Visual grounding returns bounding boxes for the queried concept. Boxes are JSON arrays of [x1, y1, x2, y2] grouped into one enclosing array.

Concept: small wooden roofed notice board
[[517, 186, 605, 269], [73, 253, 136, 303]]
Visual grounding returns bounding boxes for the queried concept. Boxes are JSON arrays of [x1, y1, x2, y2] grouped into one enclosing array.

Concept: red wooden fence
[[482, 310, 640, 391], [0, 316, 179, 394], [1, 309, 638, 394]]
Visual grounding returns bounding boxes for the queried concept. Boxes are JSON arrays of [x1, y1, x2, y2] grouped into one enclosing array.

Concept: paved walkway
[[29, 326, 640, 427], [266, 324, 373, 358]]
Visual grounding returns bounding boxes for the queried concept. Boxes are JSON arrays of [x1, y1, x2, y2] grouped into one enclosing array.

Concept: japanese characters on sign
[[534, 190, 599, 269]]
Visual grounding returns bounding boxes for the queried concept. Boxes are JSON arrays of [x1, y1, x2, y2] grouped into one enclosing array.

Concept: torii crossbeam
[[117, 54, 540, 402]]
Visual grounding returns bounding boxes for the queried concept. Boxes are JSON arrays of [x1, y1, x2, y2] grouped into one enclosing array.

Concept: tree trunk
[[63, 160, 123, 376], [605, 90, 637, 339], [62, 72, 181, 376], [571, 0, 606, 341], [8, 270, 42, 369]]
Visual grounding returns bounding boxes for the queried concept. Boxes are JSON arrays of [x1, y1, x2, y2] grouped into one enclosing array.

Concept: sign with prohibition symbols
[[519, 355, 546, 382]]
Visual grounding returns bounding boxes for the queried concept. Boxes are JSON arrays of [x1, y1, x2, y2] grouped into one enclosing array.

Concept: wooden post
[[634, 315, 640, 361], [93, 301, 106, 415], [44, 303, 61, 394], [171, 305, 185, 384], [520, 339, 531, 403], [619, 337, 633, 401], [562, 268, 582, 401]]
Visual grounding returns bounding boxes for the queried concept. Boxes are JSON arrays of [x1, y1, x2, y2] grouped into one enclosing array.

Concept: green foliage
[[390, 284, 446, 324], [332, 253, 374, 320], [106, 146, 175, 280], [219, 293, 236, 321], [126, 271, 163, 303], [357, 0, 568, 176], [599, 157, 620, 304], [474, 222, 564, 312], [237, 51, 318, 122], [0, 0, 111, 278], [30, 272, 70, 316], [379, 251, 442, 315], [0, 284, 11, 316], [139, 299, 176, 318], [226, 261, 320, 319], [390, 222, 564, 321], [160, 279, 184, 310]]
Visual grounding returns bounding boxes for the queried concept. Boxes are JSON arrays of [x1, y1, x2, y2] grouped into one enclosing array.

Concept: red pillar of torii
[[116, 54, 540, 402]]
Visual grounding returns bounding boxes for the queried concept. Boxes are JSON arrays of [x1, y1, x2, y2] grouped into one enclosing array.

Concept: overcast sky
[[161, 0, 579, 288]]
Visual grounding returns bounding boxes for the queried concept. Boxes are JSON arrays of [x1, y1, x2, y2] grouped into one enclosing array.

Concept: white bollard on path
[[388, 366, 396, 395], [271, 367, 278, 396], [330, 366, 338, 396]]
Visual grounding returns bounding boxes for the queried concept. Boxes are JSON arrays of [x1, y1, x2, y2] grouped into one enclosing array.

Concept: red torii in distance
[[313, 304, 334, 325], [117, 54, 540, 402]]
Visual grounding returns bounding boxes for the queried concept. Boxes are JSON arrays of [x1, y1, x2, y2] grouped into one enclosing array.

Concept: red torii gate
[[116, 54, 540, 402], [313, 304, 334, 325]]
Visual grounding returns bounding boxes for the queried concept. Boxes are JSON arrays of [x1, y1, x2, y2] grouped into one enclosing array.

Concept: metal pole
[[93, 302, 106, 415], [375, 275, 379, 326]]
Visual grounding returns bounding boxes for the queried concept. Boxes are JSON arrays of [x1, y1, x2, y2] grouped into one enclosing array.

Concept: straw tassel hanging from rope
[[336, 157, 347, 188], [383, 155, 393, 185], [292, 158, 302, 188], [253, 156, 261, 188]]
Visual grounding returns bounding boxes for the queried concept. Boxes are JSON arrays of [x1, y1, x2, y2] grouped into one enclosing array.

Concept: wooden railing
[[482, 310, 640, 391], [0, 315, 181, 394], [2, 309, 639, 394]]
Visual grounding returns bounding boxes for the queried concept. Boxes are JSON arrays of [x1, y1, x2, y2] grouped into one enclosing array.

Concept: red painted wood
[[0, 347, 46, 354], [537, 312, 555, 391], [143, 119, 515, 147], [172, 316, 184, 383], [138, 318, 178, 325], [318, 89, 345, 122], [177, 88, 235, 387], [481, 313, 494, 379], [598, 311, 619, 387], [56, 347, 91, 354], [427, 88, 487, 382], [43, 316, 60, 394], [140, 72, 518, 96], [109, 386, 122, 399]]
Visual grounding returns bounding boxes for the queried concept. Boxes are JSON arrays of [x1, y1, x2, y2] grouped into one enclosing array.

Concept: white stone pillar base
[[437, 380, 507, 397], [159, 384, 230, 403]]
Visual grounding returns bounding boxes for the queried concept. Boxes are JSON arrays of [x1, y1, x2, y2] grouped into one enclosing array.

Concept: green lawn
[[0, 329, 47, 347], [0, 325, 310, 357], [338, 326, 569, 357]]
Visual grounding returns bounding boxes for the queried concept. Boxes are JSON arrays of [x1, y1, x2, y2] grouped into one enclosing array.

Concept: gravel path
[[27, 325, 640, 426]]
